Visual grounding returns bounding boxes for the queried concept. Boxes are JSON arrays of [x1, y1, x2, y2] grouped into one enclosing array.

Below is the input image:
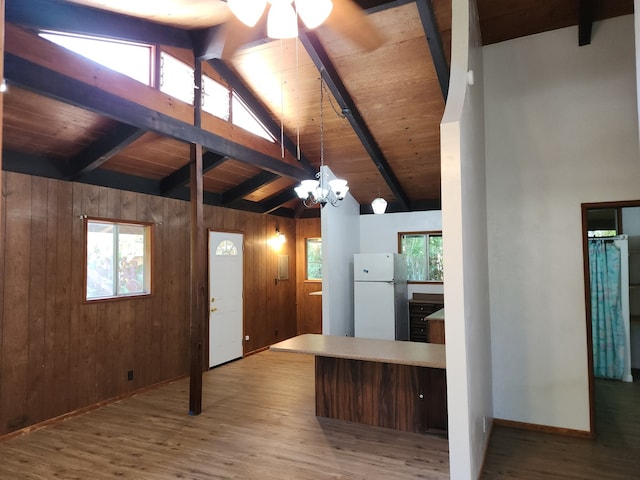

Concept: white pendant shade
[[295, 0, 333, 29], [328, 178, 348, 199], [227, 0, 267, 27], [267, 0, 298, 39], [371, 197, 388, 214]]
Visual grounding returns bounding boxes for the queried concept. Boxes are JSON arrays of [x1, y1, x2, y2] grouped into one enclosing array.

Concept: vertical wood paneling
[[120, 190, 137, 392], [0, 172, 300, 436], [1, 173, 32, 431], [26, 177, 48, 426], [53, 181, 73, 417], [43, 179, 59, 421], [148, 195, 164, 385]]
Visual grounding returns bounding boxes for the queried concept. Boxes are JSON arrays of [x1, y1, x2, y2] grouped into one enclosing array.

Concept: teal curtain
[[589, 240, 625, 380]]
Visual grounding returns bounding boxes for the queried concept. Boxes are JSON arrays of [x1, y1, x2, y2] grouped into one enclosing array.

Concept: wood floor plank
[[0, 351, 450, 479], [481, 376, 640, 479]]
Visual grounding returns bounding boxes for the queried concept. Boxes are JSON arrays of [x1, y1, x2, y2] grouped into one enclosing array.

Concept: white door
[[209, 231, 243, 368]]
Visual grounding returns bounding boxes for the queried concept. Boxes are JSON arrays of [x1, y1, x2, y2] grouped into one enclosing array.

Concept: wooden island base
[[271, 334, 447, 434]]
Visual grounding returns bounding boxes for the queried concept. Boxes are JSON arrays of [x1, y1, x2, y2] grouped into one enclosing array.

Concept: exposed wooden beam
[[579, 0, 595, 46], [188, 142, 205, 416], [66, 124, 145, 181], [6, 0, 192, 48], [299, 31, 410, 211], [261, 189, 299, 214], [2, 149, 299, 217], [360, 198, 441, 214], [415, 0, 449, 100], [160, 152, 227, 196], [192, 22, 269, 63], [4, 53, 310, 182], [208, 58, 316, 176], [222, 171, 280, 205], [189, 59, 206, 416]]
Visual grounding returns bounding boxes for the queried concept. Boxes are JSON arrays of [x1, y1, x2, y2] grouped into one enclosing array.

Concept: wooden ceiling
[[2, 0, 633, 217]]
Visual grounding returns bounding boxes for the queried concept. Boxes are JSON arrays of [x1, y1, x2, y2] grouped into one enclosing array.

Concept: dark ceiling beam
[[221, 171, 280, 205], [207, 58, 317, 177], [579, 0, 595, 46], [66, 124, 145, 181], [5, 53, 310, 182], [192, 23, 270, 63], [299, 31, 410, 211], [358, 0, 416, 13], [5, 0, 192, 48], [415, 0, 449, 100], [359, 198, 441, 214], [261, 189, 299, 214], [2, 149, 297, 217], [160, 152, 227, 196]]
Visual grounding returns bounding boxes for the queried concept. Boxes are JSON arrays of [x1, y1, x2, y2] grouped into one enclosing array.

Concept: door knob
[[210, 307, 217, 312]]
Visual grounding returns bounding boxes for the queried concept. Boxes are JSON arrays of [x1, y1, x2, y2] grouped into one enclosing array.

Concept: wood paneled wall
[[0, 171, 297, 436], [296, 218, 322, 334]]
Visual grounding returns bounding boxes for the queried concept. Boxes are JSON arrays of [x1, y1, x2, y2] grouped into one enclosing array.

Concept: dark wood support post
[[189, 59, 206, 416]]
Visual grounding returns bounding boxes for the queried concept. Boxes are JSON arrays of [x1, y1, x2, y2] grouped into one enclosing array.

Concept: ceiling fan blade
[[323, 0, 385, 51]]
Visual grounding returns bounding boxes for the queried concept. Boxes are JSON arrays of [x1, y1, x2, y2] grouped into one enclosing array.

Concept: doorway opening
[[582, 200, 640, 434]]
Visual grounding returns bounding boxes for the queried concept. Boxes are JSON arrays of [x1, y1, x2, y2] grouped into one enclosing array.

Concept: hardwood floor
[[481, 374, 640, 479], [5, 348, 636, 480], [0, 351, 450, 479]]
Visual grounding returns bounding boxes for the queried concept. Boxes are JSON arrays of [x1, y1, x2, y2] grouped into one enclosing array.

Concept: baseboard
[[494, 418, 593, 438], [245, 345, 270, 356], [0, 375, 187, 443]]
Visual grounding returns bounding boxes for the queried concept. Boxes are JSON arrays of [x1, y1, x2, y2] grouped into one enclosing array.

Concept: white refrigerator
[[353, 253, 408, 341]]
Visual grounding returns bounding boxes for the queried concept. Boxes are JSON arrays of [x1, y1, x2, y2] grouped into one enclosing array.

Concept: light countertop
[[270, 334, 445, 369], [426, 307, 445, 320]]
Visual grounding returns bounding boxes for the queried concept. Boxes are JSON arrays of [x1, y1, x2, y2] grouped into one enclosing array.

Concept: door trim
[[581, 199, 640, 437]]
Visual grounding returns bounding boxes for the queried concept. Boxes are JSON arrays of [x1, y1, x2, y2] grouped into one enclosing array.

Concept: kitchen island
[[270, 334, 447, 434]]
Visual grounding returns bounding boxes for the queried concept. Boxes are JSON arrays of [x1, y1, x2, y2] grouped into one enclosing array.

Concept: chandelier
[[294, 77, 349, 208], [227, 0, 334, 39]]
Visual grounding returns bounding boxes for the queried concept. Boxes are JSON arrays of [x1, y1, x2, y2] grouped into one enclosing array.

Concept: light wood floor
[[0, 351, 450, 479], [3, 350, 638, 480], [482, 373, 640, 479]]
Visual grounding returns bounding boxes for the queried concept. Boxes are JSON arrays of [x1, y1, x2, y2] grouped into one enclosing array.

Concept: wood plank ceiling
[[1, 0, 633, 217]]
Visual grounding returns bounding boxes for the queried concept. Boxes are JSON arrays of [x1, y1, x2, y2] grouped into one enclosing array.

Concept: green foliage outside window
[[306, 238, 322, 280], [399, 232, 443, 283], [86, 220, 151, 300]]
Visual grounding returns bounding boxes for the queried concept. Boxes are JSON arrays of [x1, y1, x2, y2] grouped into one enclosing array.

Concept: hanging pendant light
[[295, 76, 349, 208], [371, 197, 388, 214]]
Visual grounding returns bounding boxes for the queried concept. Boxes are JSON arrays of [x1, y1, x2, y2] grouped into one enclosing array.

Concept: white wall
[[484, 15, 640, 431], [321, 166, 361, 336], [441, 0, 492, 478], [359, 210, 443, 296]]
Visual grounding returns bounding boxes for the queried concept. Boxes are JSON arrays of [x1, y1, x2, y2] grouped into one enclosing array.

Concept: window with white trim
[[85, 219, 152, 300]]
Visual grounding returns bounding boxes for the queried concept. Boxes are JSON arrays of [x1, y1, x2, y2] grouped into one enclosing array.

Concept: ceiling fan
[[219, 0, 385, 59]]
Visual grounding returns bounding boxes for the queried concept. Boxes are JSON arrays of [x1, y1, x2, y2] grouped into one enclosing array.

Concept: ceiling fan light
[[267, 0, 299, 39], [228, 0, 267, 27], [371, 197, 388, 214], [295, 0, 333, 29]]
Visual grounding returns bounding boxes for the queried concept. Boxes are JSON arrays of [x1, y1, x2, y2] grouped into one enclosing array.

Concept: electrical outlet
[[245, 335, 250, 341], [127, 370, 134, 381]]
